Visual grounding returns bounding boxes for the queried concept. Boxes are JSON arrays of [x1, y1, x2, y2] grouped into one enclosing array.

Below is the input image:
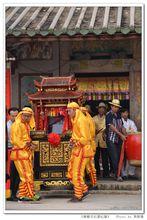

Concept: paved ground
[[5, 192, 142, 212]]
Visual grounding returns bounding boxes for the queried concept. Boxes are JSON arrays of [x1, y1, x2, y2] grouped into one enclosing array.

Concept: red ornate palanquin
[[27, 75, 83, 190], [28, 75, 82, 131]]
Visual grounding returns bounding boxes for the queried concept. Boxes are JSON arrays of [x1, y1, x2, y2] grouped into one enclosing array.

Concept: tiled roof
[[6, 6, 142, 37]]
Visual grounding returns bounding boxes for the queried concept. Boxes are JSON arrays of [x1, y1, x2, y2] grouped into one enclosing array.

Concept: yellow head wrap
[[15, 107, 35, 129], [67, 102, 79, 109]]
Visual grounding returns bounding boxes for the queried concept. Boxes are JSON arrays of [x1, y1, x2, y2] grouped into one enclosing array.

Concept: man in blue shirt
[[106, 99, 126, 181]]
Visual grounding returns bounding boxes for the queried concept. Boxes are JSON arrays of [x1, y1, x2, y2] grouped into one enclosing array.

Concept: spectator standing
[[106, 99, 126, 182], [93, 102, 110, 178], [121, 108, 138, 180], [6, 107, 20, 201]]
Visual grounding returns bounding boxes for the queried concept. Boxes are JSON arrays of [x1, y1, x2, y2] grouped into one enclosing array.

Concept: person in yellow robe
[[10, 107, 40, 201], [67, 102, 93, 202], [80, 106, 97, 188]]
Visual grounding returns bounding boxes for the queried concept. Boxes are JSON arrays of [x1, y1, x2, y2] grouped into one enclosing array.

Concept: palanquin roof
[[34, 75, 76, 89], [27, 75, 82, 102], [28, 90, 82, 101]]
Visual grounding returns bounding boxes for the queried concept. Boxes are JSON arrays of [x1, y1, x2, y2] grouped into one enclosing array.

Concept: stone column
[[129, 38, 141, 130], [129, 68, 141, 130]]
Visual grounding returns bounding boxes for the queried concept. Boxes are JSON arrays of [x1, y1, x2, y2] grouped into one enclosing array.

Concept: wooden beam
[[8, 7, 31, 30], [35, 7, 54, 30], [22, 7, 42, 30], [49, 7, 65, 30], [130, 7, 135, 28], [103, 6, 110, 29], [6, 7, 20, 24], [116, 7, 123, 28], [89, 7, 98, 29], [62, 7, 76, 29], [75, 7, 87, 29], [6, 33, 141, 46]]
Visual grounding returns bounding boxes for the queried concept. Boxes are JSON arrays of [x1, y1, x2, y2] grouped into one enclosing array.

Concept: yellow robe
[[67, 109, 93, 199], [10, 120, 35, 199], [70, 109, 94, 158], [85, 112, 96, 153], [84, 112, 97, 186]]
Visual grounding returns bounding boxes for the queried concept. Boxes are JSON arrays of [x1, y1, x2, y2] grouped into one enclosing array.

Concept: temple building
[[6, 6, 142, 188]]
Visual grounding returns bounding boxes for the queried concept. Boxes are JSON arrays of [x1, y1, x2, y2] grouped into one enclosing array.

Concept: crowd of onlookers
[[85, 99, 138, 182]]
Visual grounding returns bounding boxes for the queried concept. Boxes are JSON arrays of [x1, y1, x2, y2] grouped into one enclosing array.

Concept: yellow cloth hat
[[67, 102, 79, 109], [22, 107, 34, 114], [15, 107, 35, 129]]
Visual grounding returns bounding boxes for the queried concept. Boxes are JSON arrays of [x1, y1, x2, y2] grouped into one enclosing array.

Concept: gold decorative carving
[[34, 181, 43, 191], [40, 172, 48, 178], [65, 171, 68, 178], [63, 142, 72, 163], [50, 145, 63, 164], [32, 141, 39, 151], [40, 141, 71, 166], [44, 180, 70, 186], [50, 172, 63, 178], [31, 131, 47, 139], [40, 142, 50, 166]]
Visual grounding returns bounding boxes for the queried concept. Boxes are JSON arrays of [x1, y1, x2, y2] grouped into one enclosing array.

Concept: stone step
[[39, 189, 141, 198], [38, 180, 141, 197], [95, 180, 141, 191]]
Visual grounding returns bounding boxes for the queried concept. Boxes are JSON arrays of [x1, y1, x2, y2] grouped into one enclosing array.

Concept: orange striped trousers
[[67, 148, 90, 199], [14, 155, 35, 199], [85, 157, 97, 187]]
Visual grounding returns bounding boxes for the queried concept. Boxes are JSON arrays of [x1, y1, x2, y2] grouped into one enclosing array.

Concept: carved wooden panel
[[40, 141, 71, 166]]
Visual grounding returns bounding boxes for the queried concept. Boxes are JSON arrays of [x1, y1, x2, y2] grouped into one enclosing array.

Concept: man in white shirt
[[7, 108, 19, 148], [121, 108, 138, 179], [6, 107, 20, 201]]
